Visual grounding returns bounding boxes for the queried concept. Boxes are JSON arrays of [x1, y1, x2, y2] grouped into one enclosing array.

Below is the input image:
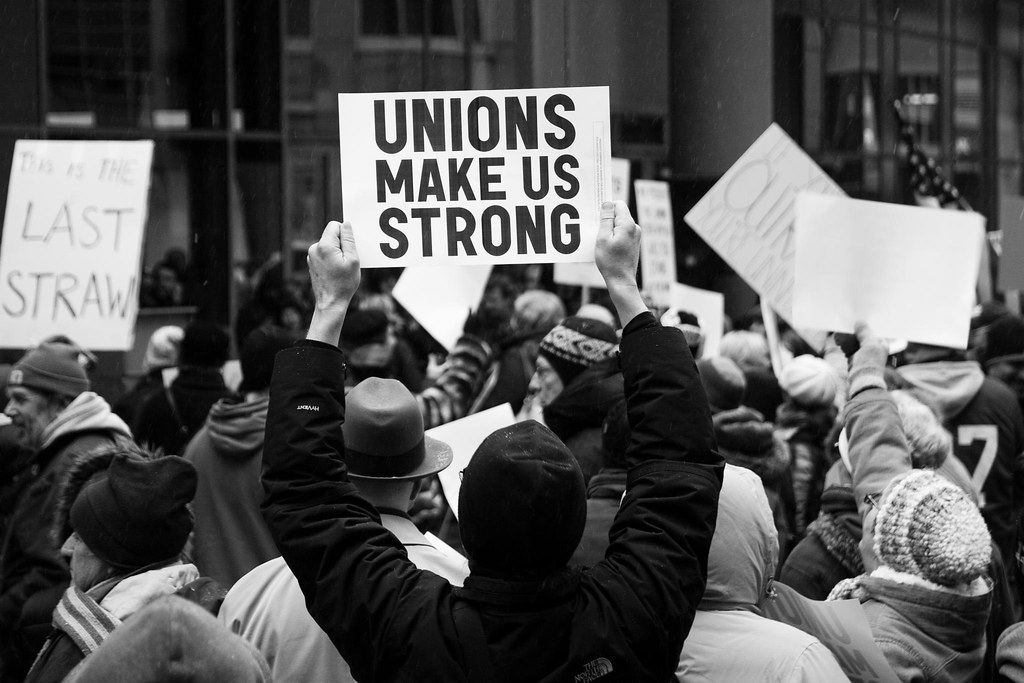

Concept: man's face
[[528, 356, 565, 408], [61, 532, 114, 590], [4, 386, 64, 451], [989, 359, 1024, 404]]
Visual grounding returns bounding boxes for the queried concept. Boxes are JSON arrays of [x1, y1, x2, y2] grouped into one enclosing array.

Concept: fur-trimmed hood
[[712, 406, 791, 486]]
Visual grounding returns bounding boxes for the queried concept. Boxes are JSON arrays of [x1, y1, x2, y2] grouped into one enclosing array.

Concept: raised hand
[[595, 201, 646, 325], [307, 221, 361, 345]]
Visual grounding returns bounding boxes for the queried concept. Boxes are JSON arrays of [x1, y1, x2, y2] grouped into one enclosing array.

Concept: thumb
[[336, 220, 360, 261], [600, 201, 615, 234]]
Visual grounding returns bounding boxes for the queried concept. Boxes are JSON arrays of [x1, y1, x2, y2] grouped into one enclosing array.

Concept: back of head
[[70, 453, 197, 570], [982, 314, 1024, 367], [66, 596, 270, 683], [889, 390, 951, 469], [696, 357, 746, 413], [144, 326, 185, 373], [719, 330, 770, 372], [10, 342, 90, 399], [459, 421, 586, 578], [538, 316, 618, 386], [874, 469, 991, 587], [511, 290, 566, 337], [574, 303, 616, 330], [700, 464, 778, 609], [779, 355, 837, 409], [237, 327, 296, 394], [179, 322, 229, 369]]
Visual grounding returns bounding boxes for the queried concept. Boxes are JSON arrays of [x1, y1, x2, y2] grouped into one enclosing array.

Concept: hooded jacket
[[183, 395, 279, 587], [897, 361, 1024, 567], [713, 406, 796, 561], [677, 465, 848, 682], [261, 312, 724, 682], [0, 393, 131, 682]]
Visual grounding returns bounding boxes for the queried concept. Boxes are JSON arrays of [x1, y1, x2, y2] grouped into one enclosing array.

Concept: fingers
[[854, 322, 874, 343], [336, 221, 360, 262]]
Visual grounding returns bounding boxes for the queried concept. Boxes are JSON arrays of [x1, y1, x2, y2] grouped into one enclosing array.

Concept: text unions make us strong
[[368, 94, 584, 260]]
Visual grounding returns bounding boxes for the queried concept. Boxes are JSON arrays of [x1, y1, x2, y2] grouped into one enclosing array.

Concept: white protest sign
[[684, 123, 844, 330], [430, 403, 516, 520], [669, 282, 724, 358], [339, 87, 611, 268], [552, 157, 629, 289], [392, 264, 493, 352], [999, 195, 1024, 292], [0, 140, 154, 350], [635, 180, 675, 308], [763, 583, 900, 683], [793, 192, 984, 349]]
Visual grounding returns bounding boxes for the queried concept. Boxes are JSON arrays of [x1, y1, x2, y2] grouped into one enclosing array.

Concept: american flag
[[894, 99, 972, 211]]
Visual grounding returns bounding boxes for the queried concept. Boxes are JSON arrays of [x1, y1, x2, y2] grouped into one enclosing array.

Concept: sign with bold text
[[339, 87, 611, 267], [684, 123, 844, 329], [0, 140, 154, 350]]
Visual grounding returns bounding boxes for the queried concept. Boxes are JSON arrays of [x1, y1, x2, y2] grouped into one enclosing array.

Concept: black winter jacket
[[261, 312, 724, 682]]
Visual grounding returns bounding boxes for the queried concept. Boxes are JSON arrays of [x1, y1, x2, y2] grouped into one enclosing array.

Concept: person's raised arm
[[595, 201, 647, 326], [305, 220, 361, 346]]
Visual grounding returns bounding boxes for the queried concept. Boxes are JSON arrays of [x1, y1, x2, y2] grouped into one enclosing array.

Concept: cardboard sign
[[392, 264, 493, 352], [339, 87, 611, 268], [0, 140, 154, 350], [553, 157, 630, 289], [669, 282, 724, 358], [684, 123, 845, 329], [793, 192, 984, 349], [430, 403, 516, 520], [999, 195, 1024, 291], [763, 583, 900, 683], [635, 180, 675, 308]]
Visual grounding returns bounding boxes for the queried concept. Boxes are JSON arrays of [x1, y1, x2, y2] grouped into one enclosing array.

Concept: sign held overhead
[[339, 87, 611, 267]]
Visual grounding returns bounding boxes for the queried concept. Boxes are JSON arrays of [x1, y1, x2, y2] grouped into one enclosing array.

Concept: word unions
[[371, 94, 584, 259]]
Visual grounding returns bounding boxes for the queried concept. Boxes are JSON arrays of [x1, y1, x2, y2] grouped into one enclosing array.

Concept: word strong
[[339, 86, 611, 267]]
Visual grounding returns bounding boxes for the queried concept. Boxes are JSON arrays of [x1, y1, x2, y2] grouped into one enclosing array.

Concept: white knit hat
[[779, 355, 837, 408]]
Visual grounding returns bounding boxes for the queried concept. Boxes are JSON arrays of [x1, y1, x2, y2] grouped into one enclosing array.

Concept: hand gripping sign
[[339, 87, 611, 268]]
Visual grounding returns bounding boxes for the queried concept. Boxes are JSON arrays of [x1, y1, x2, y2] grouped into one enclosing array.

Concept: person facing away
[[220, 376, 468, 682], [260, 201, 725, 682], [0, 342, 132, 683], [183, 325, 296, 587]]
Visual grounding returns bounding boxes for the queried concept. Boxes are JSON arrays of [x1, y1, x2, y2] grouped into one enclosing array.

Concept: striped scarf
[[52, 585, 122, 656]]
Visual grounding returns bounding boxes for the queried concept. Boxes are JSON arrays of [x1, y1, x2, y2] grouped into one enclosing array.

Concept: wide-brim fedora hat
[[342, 377, 453, 480]]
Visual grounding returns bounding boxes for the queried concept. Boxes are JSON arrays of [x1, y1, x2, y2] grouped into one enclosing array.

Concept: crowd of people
[[1, 200, 1023, 681]]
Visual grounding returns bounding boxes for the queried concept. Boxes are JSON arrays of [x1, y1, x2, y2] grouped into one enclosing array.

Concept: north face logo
[[574, 657, 613, 682]]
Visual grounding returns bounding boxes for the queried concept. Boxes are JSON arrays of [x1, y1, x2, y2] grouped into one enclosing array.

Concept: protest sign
[[553, 156, 629, 289], [669, 282, 724, 357], [684, 123, 844, 330], [339, 87, 611, 268], [793, 192, 984, 349], [998, 195, 1024, 292], [635, 179, 675, 308], [763, 583, 900, 683], [0, 140, 154, 350], [430, 404, 516, 520], [392, 264, 493, 352]]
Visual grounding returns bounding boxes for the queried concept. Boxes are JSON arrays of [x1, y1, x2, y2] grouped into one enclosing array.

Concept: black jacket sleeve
[[585, 312, 724, 678]]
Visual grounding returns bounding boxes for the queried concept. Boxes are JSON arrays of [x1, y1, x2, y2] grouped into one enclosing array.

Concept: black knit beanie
[[538, 316, 618, 385]]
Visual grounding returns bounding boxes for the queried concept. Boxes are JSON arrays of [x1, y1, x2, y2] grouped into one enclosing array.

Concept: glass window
[[897, 35, 941, 154], [801, 17, 823, 152], [233, 0, 281, 132], [954, 47, 981, 162], [997, 56, 1021, 162], [998, 0, 1021, 53], [952, 1, 984, 45], [894, 0, 939, 36], [141, 142, 197, 309]]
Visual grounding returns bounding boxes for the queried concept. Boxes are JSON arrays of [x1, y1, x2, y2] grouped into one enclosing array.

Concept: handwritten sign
[[999, 195, 1024, 292], [430, 404, 516, 520], [392, 264, 493, 352], [339, 87, 611, 268], [553, 157, 629, 289], [684, 123, 844, 329], [793, 192, 984, 349], [670, 282, 724, 358], [635, 180, 675, 308], [0, 140, 154, 350], [764, 583, 900, 683]]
